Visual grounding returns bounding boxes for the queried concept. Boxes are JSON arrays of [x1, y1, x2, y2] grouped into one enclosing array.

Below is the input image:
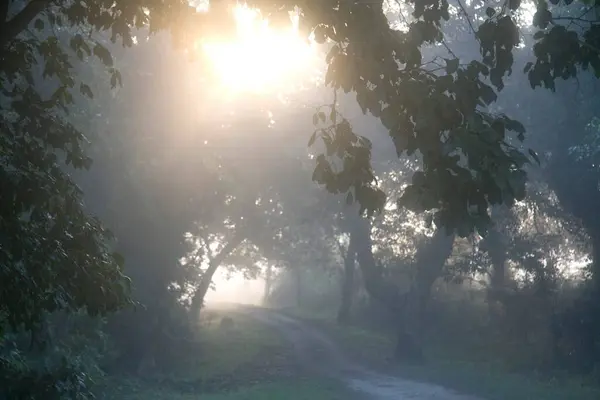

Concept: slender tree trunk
[[589, 230, 600, 292], [295, 267, 303, 308], [263, 263, 273, 305], [337, 235, 357, 324], [190, 234, 245, 313]]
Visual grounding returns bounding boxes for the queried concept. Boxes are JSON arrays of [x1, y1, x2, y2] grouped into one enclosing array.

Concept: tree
[[179, 95, 332, 313], [236, 0, 600, 237], [0, 0, 229, 395]]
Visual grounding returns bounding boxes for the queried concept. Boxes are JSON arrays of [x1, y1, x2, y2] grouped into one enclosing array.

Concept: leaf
[[318, 111, 326, 122], [479, 84, 497, 105], [505, 118, 526, 134], [380, 106, 397, 130], [109, 69, 122, 88], [79, 83, 94, 99], [508, 0, 521, 10], [312, 113, 319, 125], [533, 31, 545, 40], [313, 25, 328, 44], [93, 43, 113, 67], [346, 191, 354, 205], [485, 7, 495, 18], [445, 58, 459, 74]]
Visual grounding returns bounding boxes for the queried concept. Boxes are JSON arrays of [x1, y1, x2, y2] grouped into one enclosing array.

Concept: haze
[[2, 1, 600, 400]]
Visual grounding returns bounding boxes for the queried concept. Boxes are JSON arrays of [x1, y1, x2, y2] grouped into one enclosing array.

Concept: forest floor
[[100, 304, 600, 399]]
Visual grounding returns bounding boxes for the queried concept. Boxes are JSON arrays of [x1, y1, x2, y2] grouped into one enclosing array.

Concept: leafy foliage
[[239, 0, 599, 237], [0, 0, 219, 397]]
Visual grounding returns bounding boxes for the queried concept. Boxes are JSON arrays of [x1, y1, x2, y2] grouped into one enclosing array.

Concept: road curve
[[242, 306, 482, 400]]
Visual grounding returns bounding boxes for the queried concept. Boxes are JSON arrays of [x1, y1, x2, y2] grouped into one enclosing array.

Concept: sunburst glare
[[199, 5, 317, 95]]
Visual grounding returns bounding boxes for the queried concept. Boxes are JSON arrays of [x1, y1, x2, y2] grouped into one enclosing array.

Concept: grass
[[281, 307, 600, 400], [102, 377, 354, 400], [98, 305, 354, 399], [99, 304, 600, 399], [169, 306, 291, 383]]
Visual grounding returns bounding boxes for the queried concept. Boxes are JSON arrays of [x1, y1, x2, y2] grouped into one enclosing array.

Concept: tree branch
[[0, 0, 51, 47], [190, 233, 246, 312], [455, 0, 478, 40]]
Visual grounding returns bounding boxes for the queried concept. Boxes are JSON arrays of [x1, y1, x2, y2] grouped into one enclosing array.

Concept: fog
[[205, 271, 266, 305], [4, 0, 600, 399]]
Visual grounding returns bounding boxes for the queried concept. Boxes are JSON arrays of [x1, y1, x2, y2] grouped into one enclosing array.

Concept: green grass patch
[[99, 305, 308, 399], [100, 376, 353, 400], [200, 379, 355, 400], [170, 307, 289, 383]]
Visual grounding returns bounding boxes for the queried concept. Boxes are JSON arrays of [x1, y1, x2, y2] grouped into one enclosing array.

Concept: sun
[[199, 4, 316, 95]]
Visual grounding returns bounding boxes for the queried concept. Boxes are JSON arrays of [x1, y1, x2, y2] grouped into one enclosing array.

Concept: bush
[[0, 312, 114, 399]]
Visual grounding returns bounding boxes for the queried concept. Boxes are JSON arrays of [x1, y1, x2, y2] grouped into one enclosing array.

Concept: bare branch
[[455, 0, 478, 40]]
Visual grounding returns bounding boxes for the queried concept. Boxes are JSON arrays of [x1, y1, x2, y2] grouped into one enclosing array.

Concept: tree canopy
[[242, 0, 600, 236]]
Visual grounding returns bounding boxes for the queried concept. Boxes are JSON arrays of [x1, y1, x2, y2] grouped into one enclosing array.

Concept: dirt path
[[243, 307, 482, 400]]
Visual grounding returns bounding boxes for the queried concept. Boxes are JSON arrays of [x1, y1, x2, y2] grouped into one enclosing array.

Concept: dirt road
[[244, 307, 482, 400]]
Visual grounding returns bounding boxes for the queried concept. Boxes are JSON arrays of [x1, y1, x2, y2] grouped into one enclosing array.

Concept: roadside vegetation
[[281, 305, 600, 400], [98, 306, 353, 399]]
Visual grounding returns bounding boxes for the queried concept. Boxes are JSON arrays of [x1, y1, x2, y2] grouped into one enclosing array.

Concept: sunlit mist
[[205, 270, 266, 305], [199, 5, 317, 95]]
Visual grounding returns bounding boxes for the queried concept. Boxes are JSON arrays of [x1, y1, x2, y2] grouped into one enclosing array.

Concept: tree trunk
[[394, 229, 455, 362], [351, 216, 404, 306], [263, 263, 273, 305], [337, 235, 357, 324], [589, 231, 600, 293], [295, 266, 303, 308], [479, 211, 509, 319], [347, 211, 454, 362], [190, 234, 245, 313]]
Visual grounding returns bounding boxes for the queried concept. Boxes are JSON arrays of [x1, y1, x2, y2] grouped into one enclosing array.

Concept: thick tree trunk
[[480, 212, 509, 319], [190, 234, 245, 313], [351, 216, 405, 306], [394, 229, 455, 362], [337, 235, 357, 324], [347, 211, 454, 362]]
